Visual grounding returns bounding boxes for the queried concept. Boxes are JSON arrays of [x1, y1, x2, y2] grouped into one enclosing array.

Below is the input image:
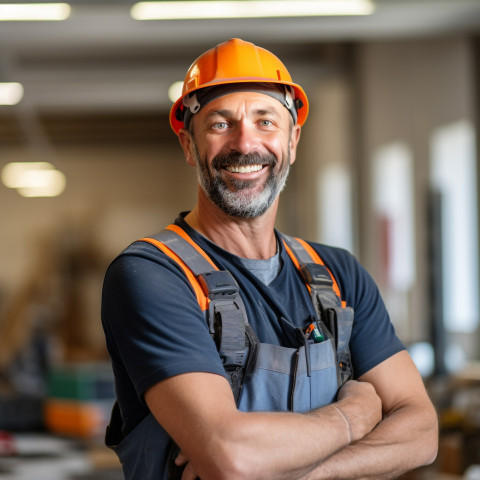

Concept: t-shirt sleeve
[[101, 243, 227, 401], [317, 246, 405, 378]]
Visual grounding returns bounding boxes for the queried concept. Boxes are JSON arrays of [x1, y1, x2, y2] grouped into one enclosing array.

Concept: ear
[[288, 124, 301, 166], [178, 128, 196, 167]]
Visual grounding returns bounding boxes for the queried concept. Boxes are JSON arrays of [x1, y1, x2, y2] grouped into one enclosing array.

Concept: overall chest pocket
[[237, 339, 340, 413]]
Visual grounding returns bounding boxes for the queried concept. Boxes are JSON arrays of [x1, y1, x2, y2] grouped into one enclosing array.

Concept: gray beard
[[193, 144, 291, 219]]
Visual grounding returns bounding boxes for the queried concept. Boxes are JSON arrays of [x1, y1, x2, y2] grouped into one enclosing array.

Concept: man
[[102, 38, 438, 479]]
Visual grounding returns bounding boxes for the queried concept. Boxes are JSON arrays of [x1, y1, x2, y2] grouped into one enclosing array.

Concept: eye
[[259, 119, 273, 127], [212, 121, 229, 130]]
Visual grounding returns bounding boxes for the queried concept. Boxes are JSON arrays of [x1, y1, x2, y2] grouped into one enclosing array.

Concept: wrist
[[333, 405, 353, 445]]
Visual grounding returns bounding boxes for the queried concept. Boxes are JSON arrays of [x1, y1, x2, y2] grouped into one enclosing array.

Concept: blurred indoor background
[[1, 0, 480, 478]]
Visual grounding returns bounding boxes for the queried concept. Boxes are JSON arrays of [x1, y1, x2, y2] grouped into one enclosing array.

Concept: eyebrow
[[204, 106, 282, 120]]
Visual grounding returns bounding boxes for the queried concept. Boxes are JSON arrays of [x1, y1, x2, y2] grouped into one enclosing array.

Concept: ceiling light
[[2, 162, 55, 188], [17, 169, 66, 197], [0, 3, 71, 21], [0, 82, 24, 105], [2, 162, 66, 197], [131, 0, 375, 20], [168, 81, 184, 103]]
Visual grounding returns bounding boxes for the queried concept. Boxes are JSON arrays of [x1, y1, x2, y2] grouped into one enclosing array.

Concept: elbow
[[427, 439, 439, 467], [196, 445, 256, 480], [192, 434, 260, 480], [426, 428, 440, 466], [217, 451, 254, 480], [419, 410, 440, 467], [420, 439, 439, 469], [420, 433, 439, 467]]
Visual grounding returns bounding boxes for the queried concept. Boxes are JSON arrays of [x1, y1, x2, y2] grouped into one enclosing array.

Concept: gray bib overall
[[105, 227, 354, 479]]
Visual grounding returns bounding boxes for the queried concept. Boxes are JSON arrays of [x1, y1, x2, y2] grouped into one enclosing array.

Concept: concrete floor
[[0, 433, 123, 480]]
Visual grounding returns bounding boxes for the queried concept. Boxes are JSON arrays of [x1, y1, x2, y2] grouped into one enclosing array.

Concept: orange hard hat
[[169, 38, 309, 135]]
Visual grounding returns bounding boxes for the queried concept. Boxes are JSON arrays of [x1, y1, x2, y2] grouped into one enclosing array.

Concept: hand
[[335, 380, 383, 442], [176, 450, 200, 480]]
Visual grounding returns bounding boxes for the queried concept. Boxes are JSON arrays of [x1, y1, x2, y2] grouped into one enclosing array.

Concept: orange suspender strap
[[139, 224, 216, 312], [282, 237, 347, 308], [140, 225, 345, 310], [165, 224, 218, 270]]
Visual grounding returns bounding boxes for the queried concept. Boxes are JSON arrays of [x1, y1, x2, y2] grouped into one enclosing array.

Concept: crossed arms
[[145, 350, 438, 480]]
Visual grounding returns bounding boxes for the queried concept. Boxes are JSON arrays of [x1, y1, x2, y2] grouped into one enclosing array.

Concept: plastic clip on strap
[[282, 234, 354, 384], [198, 270, 249, 367], [198, 270, 249, 402], [305, 267, 354, 383], [142, 229, 247, 367], [301, 263, 333, 289], [143, 228, 252, 399]]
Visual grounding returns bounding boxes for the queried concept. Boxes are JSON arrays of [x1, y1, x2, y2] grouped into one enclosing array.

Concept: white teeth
[[225, 164, 263, 173]]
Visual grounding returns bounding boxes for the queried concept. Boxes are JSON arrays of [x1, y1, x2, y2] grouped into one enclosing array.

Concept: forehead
[[198, 91, 288, 119]]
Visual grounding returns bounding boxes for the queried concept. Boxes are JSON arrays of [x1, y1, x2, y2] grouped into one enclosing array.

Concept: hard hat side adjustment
[[284, 86, 294, 109], [182, 92, 201, 114]]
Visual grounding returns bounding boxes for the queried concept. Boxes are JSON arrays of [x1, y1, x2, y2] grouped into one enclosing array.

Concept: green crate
[[47, 363, 115, 401]]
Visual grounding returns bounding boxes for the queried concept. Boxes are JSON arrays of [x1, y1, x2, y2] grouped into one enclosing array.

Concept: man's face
[[182, 91, 300, 219]]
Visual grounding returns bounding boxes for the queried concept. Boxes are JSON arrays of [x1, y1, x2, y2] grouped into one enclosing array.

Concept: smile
[[225, 164, 264, 173]]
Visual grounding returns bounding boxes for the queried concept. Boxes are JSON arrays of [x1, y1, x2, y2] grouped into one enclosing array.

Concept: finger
[[181, 461, 199, 480], [175, 451, 187, 466]]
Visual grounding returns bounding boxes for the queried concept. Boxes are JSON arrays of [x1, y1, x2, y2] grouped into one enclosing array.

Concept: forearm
[[148, 374, 382, 480], [176, 402, 357, 480], [218, 405, 356, 480], [238, 386, 383, 479], [305, 399, 439, 480]]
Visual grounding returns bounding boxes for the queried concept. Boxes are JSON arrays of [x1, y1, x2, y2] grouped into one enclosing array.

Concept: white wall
[[357, 36, 478, 357], [0, 141, 197, 358]]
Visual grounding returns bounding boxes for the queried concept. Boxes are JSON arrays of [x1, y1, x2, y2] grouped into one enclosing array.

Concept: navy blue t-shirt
[[101, 214, 404, 435]]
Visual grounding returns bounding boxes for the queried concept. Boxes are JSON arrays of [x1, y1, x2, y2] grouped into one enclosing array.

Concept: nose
[[227, 120, 260, 155]]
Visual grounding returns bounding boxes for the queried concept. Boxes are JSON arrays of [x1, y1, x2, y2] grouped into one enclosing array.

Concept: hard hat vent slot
[[185, 77, 198, 92]]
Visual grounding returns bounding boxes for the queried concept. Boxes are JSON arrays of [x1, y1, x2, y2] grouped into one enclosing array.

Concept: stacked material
[[45, 363, 115, 439]]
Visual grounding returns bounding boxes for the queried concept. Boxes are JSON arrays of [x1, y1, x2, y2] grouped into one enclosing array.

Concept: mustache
[[212, 151, 277, 170]]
